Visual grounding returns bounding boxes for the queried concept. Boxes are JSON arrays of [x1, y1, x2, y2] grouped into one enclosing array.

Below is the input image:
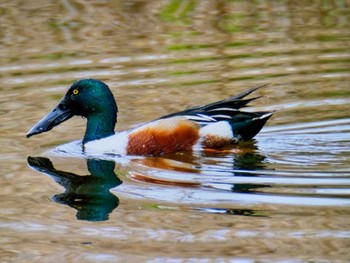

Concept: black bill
[[27, 103, 73, 138]]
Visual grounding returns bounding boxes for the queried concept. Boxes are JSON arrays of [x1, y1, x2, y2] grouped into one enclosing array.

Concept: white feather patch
[[210, 114, 232, 119], [183, 114, 216, 122], [199, 121, 233, 138], [84, 131, 129, 155], [209, 107, 238, 112], [193, 121, 234, 150], [252, 112, 274, 120]]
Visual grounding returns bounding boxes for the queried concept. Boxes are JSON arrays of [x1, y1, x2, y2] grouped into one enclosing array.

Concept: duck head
[[27, 79, 118, 143]]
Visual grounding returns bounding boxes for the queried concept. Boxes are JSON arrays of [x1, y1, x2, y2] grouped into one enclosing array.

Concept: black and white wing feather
[[160, 84, 272, 125]]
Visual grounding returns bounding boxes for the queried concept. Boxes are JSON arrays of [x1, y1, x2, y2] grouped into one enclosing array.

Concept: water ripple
[[45, 116, 350, 210]]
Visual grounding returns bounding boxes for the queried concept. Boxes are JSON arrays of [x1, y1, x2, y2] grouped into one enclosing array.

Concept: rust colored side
[[127, 118, 200, 156], [202, 134, 235, 149]]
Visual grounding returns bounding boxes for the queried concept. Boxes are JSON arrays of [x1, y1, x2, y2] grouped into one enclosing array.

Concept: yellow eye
[[73, 89, 79, 95]]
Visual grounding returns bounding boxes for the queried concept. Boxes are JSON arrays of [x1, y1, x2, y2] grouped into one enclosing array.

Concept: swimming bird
[[27, 79, 274, 156]]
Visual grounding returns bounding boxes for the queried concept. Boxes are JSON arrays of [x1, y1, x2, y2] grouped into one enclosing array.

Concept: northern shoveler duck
[[27, 79, 274, 156]]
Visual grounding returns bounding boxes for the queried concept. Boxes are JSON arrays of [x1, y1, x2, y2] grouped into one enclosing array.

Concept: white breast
[[84, 131, 129, 155]]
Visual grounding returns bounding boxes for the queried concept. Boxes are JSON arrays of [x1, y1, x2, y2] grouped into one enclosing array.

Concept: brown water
[[1, 1, 350, 262]]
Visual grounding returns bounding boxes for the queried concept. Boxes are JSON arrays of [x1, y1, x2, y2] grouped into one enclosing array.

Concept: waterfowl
[[27, 79, 274, 156]]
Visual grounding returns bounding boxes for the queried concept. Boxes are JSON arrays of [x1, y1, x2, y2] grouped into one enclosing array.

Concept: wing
[[159, 84, 272, 126]]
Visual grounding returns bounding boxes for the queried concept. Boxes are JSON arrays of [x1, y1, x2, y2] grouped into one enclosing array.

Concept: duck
[[27, 79, 274, 156]]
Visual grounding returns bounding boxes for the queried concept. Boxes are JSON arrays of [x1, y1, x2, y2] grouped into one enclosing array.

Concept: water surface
[[1, 1, 350, 262]]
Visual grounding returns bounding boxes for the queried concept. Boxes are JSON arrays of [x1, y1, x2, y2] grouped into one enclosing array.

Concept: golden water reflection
[[1, 0, 350, 261]]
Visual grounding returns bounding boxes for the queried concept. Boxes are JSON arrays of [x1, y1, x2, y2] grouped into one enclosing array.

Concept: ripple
[[43, 117, 350, 211], [117, 184, 350, 207], [2, 1, 350, 261]]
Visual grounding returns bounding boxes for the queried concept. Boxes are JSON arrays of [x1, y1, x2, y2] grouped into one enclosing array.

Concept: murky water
[[1, 1, 350, 262]]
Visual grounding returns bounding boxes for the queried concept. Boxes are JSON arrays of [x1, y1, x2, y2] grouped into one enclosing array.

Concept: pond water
[[1, 1, 350, 262]]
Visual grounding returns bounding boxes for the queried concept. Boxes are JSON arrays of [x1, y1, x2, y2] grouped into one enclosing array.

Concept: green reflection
[[160, 0, 195, 23], [28, 157, 122, 222]]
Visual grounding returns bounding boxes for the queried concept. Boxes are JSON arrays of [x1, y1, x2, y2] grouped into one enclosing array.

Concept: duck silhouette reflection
[[27, 156, 122, 221], [27, 141, 269, 220], [193, 140, 269, 193]]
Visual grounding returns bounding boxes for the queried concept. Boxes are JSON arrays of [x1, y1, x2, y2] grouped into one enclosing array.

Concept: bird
[[27, 79, 274, 156]]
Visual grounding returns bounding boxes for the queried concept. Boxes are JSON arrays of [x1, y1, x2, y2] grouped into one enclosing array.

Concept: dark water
[[1, 1, 350, 262]]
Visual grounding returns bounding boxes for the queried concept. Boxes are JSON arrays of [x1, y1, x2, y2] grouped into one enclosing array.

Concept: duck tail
[[230, 111, 275, 140]]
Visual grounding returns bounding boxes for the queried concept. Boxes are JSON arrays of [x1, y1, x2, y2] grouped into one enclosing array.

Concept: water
[[1, 1, 350, 262]]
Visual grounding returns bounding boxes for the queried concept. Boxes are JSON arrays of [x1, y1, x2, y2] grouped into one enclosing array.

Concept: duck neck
[[83, 111, 116, 144]]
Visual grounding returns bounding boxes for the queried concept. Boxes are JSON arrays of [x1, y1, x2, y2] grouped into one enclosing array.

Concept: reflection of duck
[[129, 140, 270, 194], [230, 141, 269, 193], [27, 79, 274, 156], [27, 156, 122, 221], [178, 140, 269, 193]]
